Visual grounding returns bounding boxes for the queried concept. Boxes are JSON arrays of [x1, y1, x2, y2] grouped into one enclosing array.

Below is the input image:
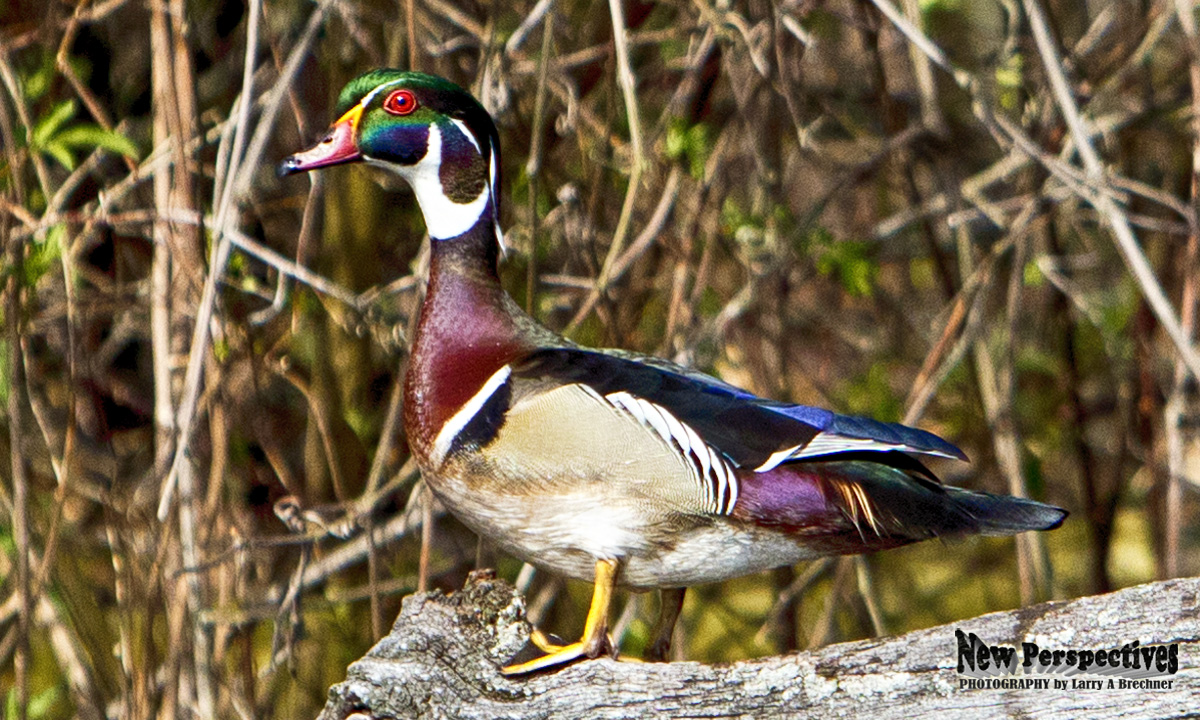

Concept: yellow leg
[[528, 627, 562, 653], [502, 559, 619, 675]]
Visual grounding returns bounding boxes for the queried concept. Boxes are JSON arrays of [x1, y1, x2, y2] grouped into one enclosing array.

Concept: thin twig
[[1165, 0, 1200, 578], [524, 11, 554, 314], [506, 0, 557, 56], [4, 153, 31, 720], [869, 0, 1200, 381], [565, 168, 680, 333], [158, 0, 336, 521], [563, 0, 647, 334]]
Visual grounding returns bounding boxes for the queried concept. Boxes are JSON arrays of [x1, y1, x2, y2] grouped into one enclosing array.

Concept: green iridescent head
[[281, 70, 502, 241]]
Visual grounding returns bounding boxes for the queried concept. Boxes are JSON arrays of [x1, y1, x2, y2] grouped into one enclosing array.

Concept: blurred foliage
[[1, 0, 1199, 718], [29, 99, 138, 171]]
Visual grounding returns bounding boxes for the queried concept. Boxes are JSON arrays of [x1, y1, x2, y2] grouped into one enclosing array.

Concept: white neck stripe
[[451, 118, 481, 153], [367, 123, 491, 240]]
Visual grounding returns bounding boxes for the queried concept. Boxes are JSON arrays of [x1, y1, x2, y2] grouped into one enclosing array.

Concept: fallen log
[[316, 571, 1199, 719]]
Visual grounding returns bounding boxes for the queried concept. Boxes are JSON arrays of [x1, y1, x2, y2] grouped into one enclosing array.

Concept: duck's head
[[280, 70, 501, 243]]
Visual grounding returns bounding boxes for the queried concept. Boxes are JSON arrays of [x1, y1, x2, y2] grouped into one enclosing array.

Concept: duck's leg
[[502, 558, 619, 675], [644, 587, 685, 662]]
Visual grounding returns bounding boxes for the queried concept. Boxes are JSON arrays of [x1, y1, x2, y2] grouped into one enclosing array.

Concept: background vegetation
[[2, 0, 1198, 717]]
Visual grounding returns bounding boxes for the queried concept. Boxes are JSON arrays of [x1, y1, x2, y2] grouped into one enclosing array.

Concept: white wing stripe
[[754, 430, 960, 472], [578, 383, 606, 403], [723, 451, 739, 511], [755, 444, 803, 473], [641, 404, 674, 446], [687, 423, 724, 510], [798, 432, 907, 458], [602, 389, 738, 515], [692, 428, 712, 477], [617, 393, 647, 424], [661, 410, 691, 455]]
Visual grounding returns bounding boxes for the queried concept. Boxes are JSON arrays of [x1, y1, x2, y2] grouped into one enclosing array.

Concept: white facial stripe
[[360, 78, 406, 109], [360, 84, 503, 249], [368, 123, 490, 240], [431, 364, 512, 467], [489, 147, 498, 193]]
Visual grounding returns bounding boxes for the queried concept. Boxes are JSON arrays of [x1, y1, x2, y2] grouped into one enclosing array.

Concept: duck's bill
[[277, 107, 363, 177]]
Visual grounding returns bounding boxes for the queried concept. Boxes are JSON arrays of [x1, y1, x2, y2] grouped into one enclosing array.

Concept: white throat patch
[[367, 123, 492, 241]]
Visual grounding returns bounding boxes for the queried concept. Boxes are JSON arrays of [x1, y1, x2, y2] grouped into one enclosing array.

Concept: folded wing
[[511, 347, 965, 473]]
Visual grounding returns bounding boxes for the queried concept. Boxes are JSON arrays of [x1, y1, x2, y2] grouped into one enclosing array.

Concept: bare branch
[[315, 574, 1200, 720]]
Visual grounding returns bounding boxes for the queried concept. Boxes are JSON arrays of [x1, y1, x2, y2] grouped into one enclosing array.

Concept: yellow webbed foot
[[502, 558, 618, 675], [501, 639, 594, 675]]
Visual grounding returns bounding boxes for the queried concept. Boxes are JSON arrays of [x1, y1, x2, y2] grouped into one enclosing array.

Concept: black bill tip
[[276, 156, 301, 179]]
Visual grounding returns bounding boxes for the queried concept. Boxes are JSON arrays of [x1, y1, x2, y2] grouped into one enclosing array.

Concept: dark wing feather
[[510, 347, 965, 470]]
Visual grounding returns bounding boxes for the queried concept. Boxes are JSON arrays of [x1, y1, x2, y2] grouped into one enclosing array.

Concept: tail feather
[[812, 457, 1067, 540], [944, 486, 1067, 536], [735, 455, 1067, 545]]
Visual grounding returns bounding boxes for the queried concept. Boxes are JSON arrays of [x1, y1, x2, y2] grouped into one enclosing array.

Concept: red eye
[[383, 89, 417, 116]]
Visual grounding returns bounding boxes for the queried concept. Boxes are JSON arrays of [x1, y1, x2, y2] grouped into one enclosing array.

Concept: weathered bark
[[317, 572, 1199, 719]]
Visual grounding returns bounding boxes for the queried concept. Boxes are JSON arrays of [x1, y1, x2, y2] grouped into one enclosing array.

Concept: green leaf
[[685, 123, 713, 179], [666, 120, 714, 179], [996, 53, 1025, 112], [810, 233, 877, 298], [23, 59, 56, 103], [27, 684, 65, 720], [920, 0, 963, 10], [720, 197, 750, 231], [55, 124, 140, 160], [665, 119, 687, 161], [30, 99, 77, 149], [1023, 259, 1044, 287], [214, 337, 231, 363], [25, 223, 66, 285], [43, 141, 76, 171]]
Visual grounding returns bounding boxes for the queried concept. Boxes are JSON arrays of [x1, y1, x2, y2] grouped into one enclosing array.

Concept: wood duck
[[280, 70, 1066, 675]]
